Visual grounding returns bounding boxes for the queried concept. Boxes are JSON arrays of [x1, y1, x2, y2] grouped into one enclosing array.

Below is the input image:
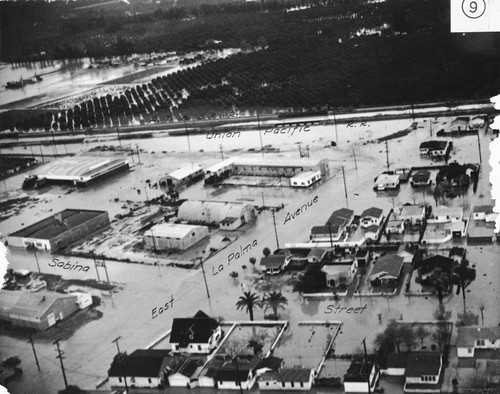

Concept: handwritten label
[[283, 196, 318, 225], [324, 304, 368, 314], [199, 110, 241, 120], [212, 239, 258, 276], [206, 129, 241, 139], [264, 125, 310, 136], [49, 258, 90, 272], [346, 121, 370, 128], [152, 294, 175, 319]]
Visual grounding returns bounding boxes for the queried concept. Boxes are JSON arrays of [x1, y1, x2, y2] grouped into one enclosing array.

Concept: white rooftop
[[232, 156, 326, 168], [205, 158, 236, 174], [434, 206, 463, 217], [167, 164, 203, 180], [145, 223, 207, 238], [291, 171, 320, 180], [375, 174, 400, 184]]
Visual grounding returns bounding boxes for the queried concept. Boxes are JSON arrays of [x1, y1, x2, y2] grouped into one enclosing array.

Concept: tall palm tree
[[263, 291, 288, 318], [236, 291, 262, 321]]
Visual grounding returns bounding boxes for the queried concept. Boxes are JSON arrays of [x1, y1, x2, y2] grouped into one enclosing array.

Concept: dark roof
[[108, 349, 170, 378], [311, 225, 340, 235], [457, 326, 500, 348], [169, 310, 219, 345], [473, 205, 494, 214], [448, 247, 466, 258], [365, 225, 380, 233], [214, 368, 250, 382], [412, 170, 431, 180], [417, 255, 454, 275], [174, 358, 203, 377], [386, 353, 409, 369], [326, 208, 354, 227], [260, 255, 285, 269], [10, 209, 107, 239], [370, 254, 404, 278], [277, 368, 312, 383], [397, 244, 418, 255], [419, 140, 448, 150], [356, 249, 369, 257], [453, 116, 470, 122], [344, 361, 375, 382], [361, 207, 383, 219], [405, 352, 442, 377], [256, 357, 283, 371]]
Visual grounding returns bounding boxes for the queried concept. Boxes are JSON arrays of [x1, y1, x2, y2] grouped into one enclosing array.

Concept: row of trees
[[236, 290, 288, 321]]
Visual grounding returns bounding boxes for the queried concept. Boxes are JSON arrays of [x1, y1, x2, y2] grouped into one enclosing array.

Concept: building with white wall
[[144, 223, 209, 251]]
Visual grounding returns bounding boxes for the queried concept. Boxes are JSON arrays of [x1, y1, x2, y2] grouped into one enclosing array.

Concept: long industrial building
[[230, 157, 329, 177], [29, 155, 129, 187], [177, 200, 257, 230], [7, 209, 110, 251]]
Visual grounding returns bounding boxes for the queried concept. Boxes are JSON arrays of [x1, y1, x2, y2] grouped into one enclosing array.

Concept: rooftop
[[205, 158, 236, 174], [405, 352, 442, 377], [232, 156, 326, 168], [165, 163, 203, 180], [0, 290, 77, 318], [170, 310, 219, 345], [375, 174, 400, 184], [108, 349, 171, 378], [433, 206, 463, 217], [400, 205, 425, 217], [290, 171, 320, 179], [361, 207, 383, 219], [9, 209, 108, 240], [277, 368, 312, 382], [326, 208, 354, 227], [457, 326, 500, 348], [311, 225, 340, 235], [145, 223, 208, 239], [260, 255, 286, 269], [370, 254, 404, 278], [472, 205, 494, 214]]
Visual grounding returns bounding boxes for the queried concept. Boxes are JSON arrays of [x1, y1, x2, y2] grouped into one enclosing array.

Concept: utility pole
[[385, 140, 390, 170], [116, 126, 121, 146], [136, 145, 141, 164], [29, 145, 35, 159], [102, 260, 110, 283], [261, 191, 265, 209], [150, 228, 157, 252], [39, 145, 45, 164], [53, 339, 68, 390], [130, 147, 135, 164], [361, 338, 372, 394], [219, 144, 225, 161], [333, 112, 338, 144], [352, 148, 358, 170], [271, 209, 280, 249], [341, 166, 349, 209], [257, 113, 264, 155], [198, 257, 211, 300], [183, 119, 191, 152], [29, 333, 41, 372], [429, 119, 432, 137], [477, 133, 482, 164], [50, 129, 58, 158], [328, 221, 334, 248], [33, 247, 41, 274], [112, 337, 129, 392], [92, 252, 101, 282]]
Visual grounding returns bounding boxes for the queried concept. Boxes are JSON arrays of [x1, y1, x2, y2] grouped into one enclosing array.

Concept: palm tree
[[236, 291, 262, 321], [263, 291, 288, 318]]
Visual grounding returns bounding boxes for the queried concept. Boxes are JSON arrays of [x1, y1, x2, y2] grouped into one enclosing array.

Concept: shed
[[290, 171, 321, 187]]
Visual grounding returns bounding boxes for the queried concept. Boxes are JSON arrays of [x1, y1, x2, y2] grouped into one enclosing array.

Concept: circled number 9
[[462, 0, 486, 19]]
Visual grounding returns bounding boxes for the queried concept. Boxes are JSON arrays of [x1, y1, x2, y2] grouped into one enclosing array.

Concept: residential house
[[374, 174, 400, 191], [450, 117, 470, 132], [108, 349, 170, 388], [457, 326, 500, 358], [397, 244, 418, 264], [198, 358, 224, 388], [472, 205, 498, 222], [400, 205, 426, 225], [360, 207, 383, 228], [344, 361, 380, 393], [323, 265, 353, 288], [403, 352, 442, 393], [260, 255, 289, 275], [307, 248, 326, 264], [259, 368, 315, 391], [419, 140, 451, 157], [429, 207, 463, 223], [386, 219, 404, 234], [255, 357, 283, 377], [166, 357, 204, 388], [416, 255, 454, 282], [327, 208, 355, 228], [170, 310, 222, 354], [290, 171, 321, 187], [364, 225, 381, 241], [448, 247, 466, 263], [410, 170, 432, 187], [355, 249, 370, 268], [470, 115, 486, 128], [369, 254, 404, 286], [213, 356, 259, 390], [310, 208, 354, 242]]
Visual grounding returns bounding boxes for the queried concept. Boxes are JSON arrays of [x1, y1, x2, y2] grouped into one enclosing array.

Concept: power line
[[53, 338, 68, 389]]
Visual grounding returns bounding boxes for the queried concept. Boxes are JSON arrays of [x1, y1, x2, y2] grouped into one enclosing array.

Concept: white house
[[260, 255, 289, 275], [384, 353, 408, 376], [374, 174, 400, 191], [344, 361, 380, 393], [360, 207, 383, 228], [386, 219, 404, 234], [258, 368, 315, 391], [369, 254, 404, 285], [108, 349, 170, 389], [73, 292, 93, 309], [399, 205, 426, 225], [429, 207, 463, 223], [323, 265, 353, 288], [167, 358, 204, 388], [472, 205, 498, 222], [457, 326, 500, 358], [170, 310, 222, 354], [144, 223, 209, 251], [310, 224, 344, 242], [403, 352, 442, 393], [307, 248, 327, 263], [290, 171, 321, 187], [450, 117, 470, 132], [213, 357, 259, 390]]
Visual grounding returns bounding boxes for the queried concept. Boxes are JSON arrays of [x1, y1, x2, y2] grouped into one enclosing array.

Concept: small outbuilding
[[290, 171, 321, 187]]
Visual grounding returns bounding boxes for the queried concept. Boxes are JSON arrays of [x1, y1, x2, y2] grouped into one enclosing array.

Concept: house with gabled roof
[[108, 349, 171, 388], [403, 352, 442, 393], [397, 244, 418, 263], [416, 255, 454, 281], [400, 205, 426, 225], [166, 357, 205, 388], [472, 205, 498, 222], [169, 310, 222, 354], [259, 367, 315, 391], [344, 360, 380, 393], [360, 207, 383, 228], [457, 326, 500, 358], [260, 255, 289, 275], [369, 254, 404, 285], [213, 355, 259, 390]]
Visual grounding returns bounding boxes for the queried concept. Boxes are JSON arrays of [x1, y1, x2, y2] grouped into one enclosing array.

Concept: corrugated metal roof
[[0, 290, 77, 319], [177, 200, 255, 224]]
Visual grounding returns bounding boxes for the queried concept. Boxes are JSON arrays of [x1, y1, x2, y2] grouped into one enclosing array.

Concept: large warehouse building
[[177, 200, 257, 230], [230, 157, 329, 177], [0, 290, 89, 330], [144, 223, 209, 251], [7, 209, 110, 251], [29, 155, 129, 187], [159, 163, 204, 188]]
